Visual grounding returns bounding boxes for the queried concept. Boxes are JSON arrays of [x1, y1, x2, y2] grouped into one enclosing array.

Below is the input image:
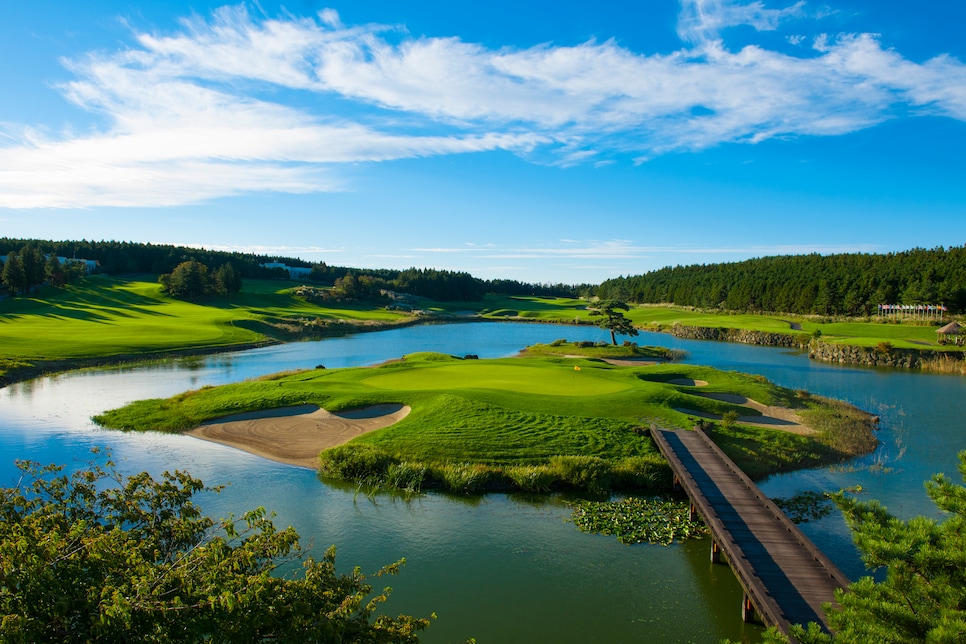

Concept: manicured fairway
[[362, 362, 632, 396], [0, 276, 410, 361]]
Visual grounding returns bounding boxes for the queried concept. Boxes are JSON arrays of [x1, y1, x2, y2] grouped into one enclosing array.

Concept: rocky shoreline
[[667, 324, 801, 347], [807, 341, 966, 372], [666, 322, 966, 374]]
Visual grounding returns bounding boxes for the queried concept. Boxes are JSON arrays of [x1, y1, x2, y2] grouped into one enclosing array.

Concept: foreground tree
[[588, 300, 639, 345], [766, 452, 966, 643], [0, 453, 430, 642]]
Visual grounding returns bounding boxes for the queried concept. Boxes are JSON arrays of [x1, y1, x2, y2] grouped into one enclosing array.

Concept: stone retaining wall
[[808, 342, 966, 372], [669, 324, 803, 348], [667, 323, 966, 372]]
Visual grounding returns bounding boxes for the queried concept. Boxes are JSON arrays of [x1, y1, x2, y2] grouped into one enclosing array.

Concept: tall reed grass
[[317, 445, 670, 496]]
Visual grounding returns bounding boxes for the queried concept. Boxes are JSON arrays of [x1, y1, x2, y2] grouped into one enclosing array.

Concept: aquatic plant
[[772, 491, 834, 524], [569, 497, 708, 545]]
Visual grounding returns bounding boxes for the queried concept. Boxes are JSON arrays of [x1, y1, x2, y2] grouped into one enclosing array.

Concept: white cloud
[[1, 2, 965, 208]]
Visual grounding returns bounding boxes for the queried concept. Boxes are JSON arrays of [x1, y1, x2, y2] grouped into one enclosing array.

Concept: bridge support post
[[689, 502, 698, 522], [741, 594, 761, 624], [710, 539, 723, 564]]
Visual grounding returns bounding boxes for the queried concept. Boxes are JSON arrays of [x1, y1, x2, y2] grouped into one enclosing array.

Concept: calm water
[[2, 322, 964, 642]]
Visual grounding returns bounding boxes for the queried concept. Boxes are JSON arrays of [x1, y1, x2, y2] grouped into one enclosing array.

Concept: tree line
[[1, 243, 88, 295], [0, 238, 583, 302], [596, 246, 966, 315]]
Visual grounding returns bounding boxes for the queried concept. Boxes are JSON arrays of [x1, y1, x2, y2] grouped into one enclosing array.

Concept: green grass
[[433, 295, 958, 351], [2, 280, 955, 379], [430, 295, 590, 321], [450, 298, 959, 352], [95, 353, 877, 493], [0, 276, 411, 363], [522, 340, 678, 360]]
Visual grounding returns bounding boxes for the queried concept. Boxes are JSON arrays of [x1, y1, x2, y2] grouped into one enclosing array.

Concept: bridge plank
[[652, 427, 849, 635]]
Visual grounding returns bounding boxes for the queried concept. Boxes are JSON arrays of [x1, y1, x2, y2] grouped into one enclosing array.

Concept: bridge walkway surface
[[651, 427, 850, 636]]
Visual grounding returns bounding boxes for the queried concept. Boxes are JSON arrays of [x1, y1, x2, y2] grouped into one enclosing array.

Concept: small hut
[[937, 321, 963, 346]]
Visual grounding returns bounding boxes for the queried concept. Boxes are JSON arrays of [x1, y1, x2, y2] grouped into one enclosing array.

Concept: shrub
[[0, 455, 431, 641], [875, 341, 894, 354]]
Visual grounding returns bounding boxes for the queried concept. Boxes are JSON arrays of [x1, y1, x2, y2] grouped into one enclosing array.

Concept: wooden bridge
[[651, 427, 849, 636]]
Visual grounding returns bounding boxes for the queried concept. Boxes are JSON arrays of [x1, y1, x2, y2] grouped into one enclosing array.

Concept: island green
[[95, 352, 877, 493]]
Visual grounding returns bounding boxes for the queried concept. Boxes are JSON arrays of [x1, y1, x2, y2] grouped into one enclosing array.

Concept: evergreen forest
[[5, 238, 966, 314], [0, 238, 584, 301], [597, 246, 966, 315]]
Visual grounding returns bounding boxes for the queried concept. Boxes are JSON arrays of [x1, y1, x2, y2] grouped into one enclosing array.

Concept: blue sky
[[2, 0, 965, 284]]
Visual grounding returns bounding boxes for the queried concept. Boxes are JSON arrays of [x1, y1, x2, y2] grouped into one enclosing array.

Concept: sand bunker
[[667, 378, 709, 387], [675, 392, 814, 435], [188, 403, 411, 469]]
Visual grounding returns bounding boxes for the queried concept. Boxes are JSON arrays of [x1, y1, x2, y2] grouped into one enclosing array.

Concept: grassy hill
[[0, 276, 412, 379]]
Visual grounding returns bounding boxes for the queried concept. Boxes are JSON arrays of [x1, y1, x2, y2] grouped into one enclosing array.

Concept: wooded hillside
[[0, 238, 581, 301], [596, 247, 966, 315]]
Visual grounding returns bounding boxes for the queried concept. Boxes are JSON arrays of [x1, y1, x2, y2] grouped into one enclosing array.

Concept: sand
[[667, 377, 709, 387], [674, 391, 814, 435], [188, 403, 411, 469], [669, 379, 812, 434]]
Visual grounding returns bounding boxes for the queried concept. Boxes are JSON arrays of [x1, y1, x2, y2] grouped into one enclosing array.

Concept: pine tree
[[768, 452, 966, 643]]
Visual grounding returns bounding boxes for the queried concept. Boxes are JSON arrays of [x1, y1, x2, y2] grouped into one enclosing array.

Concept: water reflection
[[2, 321, 965, 641]]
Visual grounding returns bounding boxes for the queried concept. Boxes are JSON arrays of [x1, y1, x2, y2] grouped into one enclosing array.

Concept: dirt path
[[188, 404, 411, 469]]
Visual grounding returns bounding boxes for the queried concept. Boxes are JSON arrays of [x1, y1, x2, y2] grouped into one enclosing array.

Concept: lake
[[2, 321, 964, 642]]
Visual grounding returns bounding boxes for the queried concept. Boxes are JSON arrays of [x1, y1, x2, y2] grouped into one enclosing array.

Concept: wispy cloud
[[1, 1, 965, 208], [176, 243, 347, 256], [409, 240, 880, 260], [677, 0, 806, 44]]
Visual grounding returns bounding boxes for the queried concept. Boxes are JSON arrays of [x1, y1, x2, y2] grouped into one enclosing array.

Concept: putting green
[[362, 362, 630, 397]]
